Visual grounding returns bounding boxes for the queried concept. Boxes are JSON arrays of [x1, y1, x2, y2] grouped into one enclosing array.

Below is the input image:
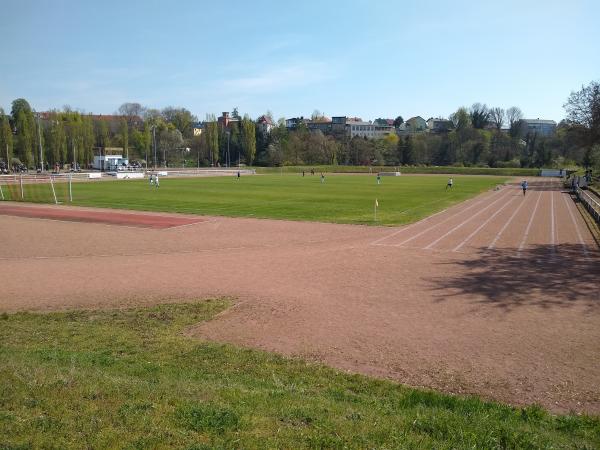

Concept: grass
[[6, 174, 507, 226], [255, 165, 542, 176], [1, 300, 598, 449]]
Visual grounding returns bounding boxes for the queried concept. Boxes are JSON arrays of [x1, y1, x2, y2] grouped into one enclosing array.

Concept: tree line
[[1, 80, 598, 171]]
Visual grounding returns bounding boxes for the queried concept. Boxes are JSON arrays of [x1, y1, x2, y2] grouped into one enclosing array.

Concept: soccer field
[[56, 174, 507, 226]]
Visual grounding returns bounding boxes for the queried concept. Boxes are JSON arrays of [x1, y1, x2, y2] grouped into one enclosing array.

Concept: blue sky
[[1, 0, 598, 122]]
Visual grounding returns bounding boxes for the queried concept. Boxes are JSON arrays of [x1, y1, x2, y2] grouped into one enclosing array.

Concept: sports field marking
[[561, 192, 589, 258], [487, 189, 531, 250], [517, 191, 543, 253], [452, 194, 517, 252], [389, 190, 503, 247], [550, 191, 557, 252], [422, 190, 511, 250], [369, 193, 490, 246]]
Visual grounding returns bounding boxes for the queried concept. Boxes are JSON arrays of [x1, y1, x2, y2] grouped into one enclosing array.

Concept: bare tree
[[489, 107, 505, 130], [506, 106, 523, 129], [469, 103, 490, 129], [118, 102, 145, 118]]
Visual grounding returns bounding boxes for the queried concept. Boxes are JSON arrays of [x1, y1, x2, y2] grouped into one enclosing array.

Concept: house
[[374, 123, 395, 139], [405, 116, 428, 133], [217, 112, 239, 129], [519, 119, 557, 137], [192, 122, 203, 137], [285, 117, 306, 130], [306, 116, 332, 133], [347, 119, 375, 138], [427, 117, 454, 133], [256, 115, 274, 135]]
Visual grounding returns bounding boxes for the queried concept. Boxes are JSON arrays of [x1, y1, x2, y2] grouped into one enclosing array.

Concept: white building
[[92, 155, 129, 171], [348, 120, 375, 138]]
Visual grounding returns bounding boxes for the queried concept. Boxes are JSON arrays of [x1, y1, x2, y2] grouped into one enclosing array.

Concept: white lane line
[[550, 191, 557, 252], [370, 191, 494, 246], [422, 190, 512, 250], [452, 195, 516, 252], [488, 190, 531, 250], [390, 190, 506, 247], [517, 191, 542, 253], [562, 193, 589, 258]]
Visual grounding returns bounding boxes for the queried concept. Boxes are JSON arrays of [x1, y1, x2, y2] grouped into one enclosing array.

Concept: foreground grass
[[9, 174, 506, 226], [0, 301, 598, 449]]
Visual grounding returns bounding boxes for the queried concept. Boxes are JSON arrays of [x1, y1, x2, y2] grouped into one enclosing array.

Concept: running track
[[371, 180, 596, 257]]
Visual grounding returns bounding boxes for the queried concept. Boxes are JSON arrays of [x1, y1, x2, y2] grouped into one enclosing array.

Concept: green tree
[[82, 115, 95, 166], [119, 118, 129, 158], [14, 110, 34, 168], [241, 115, 256, 164], [401, 135, 415, 165], [204, 115, 219, 165], [45, 114, 67, 165], [95, 119, 110, 149], [0, 109, 13, 166], [564, 80, 600, 146]]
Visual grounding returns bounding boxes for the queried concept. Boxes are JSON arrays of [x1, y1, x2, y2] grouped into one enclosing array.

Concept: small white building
[[92, 155, 129, 171]]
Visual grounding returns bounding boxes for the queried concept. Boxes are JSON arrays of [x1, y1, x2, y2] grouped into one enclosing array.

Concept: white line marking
[[370, 192, 493, 246], [390, 190, 505, 247], [422, 190, 512, 250], [517, 191, 542, 253], [562, 192, 589, 257], [452, 195, 516, 252], [550, 191, 556, 252], [488, 191, 530, 250]]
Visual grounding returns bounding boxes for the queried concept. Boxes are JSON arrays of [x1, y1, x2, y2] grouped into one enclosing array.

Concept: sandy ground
[[0, 180, 598, 414]]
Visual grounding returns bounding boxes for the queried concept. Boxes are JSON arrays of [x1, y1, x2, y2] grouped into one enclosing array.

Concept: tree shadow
[[429, 244, 600, 312]]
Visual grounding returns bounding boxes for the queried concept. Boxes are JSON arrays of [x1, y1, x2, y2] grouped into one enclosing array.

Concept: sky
[[1, 0, 599, 123]]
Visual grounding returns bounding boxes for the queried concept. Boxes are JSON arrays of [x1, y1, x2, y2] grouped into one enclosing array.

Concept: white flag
[[375, 199, 379, 207]]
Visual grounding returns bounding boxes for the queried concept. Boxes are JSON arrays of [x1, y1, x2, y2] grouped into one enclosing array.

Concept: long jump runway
[[0, 180, 599, 413]]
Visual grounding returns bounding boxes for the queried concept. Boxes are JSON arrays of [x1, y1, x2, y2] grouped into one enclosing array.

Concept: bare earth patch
[[1, 181, 598, 414]]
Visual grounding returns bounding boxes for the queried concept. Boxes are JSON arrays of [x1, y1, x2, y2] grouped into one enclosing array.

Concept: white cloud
[[219, 61, 337, 94]]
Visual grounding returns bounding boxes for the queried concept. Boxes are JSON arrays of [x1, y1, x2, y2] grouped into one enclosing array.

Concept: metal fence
[[577, 188, 600, 225]]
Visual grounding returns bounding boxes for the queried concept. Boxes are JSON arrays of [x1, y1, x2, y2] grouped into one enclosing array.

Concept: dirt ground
[[1, 180, 598, 414]]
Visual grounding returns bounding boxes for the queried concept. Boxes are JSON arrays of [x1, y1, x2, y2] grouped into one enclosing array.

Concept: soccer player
[[376, 173, 381, 185], [446, 178, 453, 190], [149, 173, 154, 186], [521, 180, 528, 196], [155, 173, 160, 188]]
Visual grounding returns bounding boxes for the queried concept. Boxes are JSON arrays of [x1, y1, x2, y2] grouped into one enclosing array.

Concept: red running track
[[0, 204, 205, 229]]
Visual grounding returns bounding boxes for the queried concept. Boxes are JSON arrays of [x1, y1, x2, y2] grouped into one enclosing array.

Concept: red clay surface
[[0, 204, 205, 229], [1, 179, 599, 414]]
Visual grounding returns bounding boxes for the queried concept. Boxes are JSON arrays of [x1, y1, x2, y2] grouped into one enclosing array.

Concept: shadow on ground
[[430, 244, 600, 311]]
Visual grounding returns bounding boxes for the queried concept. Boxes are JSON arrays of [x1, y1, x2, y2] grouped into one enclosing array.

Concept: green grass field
[[1, 300, 598, 449], [4, 174, 507, 226]]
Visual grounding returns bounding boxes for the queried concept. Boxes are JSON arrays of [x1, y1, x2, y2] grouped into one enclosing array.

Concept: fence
[[577, 188, 600, 225]]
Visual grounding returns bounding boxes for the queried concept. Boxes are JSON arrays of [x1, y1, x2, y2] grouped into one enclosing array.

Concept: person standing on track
[[521, 180, 528, 196], [446, 178, 453, 190]]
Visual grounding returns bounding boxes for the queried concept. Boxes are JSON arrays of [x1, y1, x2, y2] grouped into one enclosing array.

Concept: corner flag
[[375, 199, 379, 207]]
